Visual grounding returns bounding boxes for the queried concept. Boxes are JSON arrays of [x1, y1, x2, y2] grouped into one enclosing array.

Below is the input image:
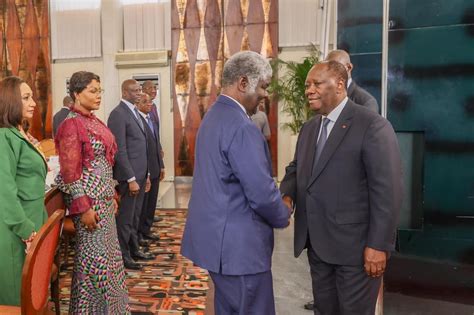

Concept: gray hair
[[221, 51, 272, 92]]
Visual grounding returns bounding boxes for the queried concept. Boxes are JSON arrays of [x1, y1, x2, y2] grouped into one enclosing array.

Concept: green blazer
[[0, 127, 47, 306]]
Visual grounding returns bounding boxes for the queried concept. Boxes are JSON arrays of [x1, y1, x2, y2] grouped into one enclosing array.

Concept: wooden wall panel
[[0, 0, 51, 139], [172, 0, 278, 176]]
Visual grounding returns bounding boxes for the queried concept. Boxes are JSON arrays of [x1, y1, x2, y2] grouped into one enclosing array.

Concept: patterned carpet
[[58, 209, 210, 314]]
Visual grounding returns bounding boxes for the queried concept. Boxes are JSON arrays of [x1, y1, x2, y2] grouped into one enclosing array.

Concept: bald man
[[325, 49, 379, 113], [108, 79, 154, 270], [53, 96, 73, 137]]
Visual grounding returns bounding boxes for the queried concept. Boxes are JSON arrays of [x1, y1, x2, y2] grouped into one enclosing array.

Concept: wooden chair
[[44, 188, 77, 315], [37, 139, 56, 159], [0, 210, 65, 315]]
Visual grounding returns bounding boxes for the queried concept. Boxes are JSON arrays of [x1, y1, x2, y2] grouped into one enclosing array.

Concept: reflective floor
[[158, 180, 474, 315]]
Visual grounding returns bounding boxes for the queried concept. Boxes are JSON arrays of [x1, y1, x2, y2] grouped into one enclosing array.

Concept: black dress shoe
[[142, 233, 160, 241], [138, 238, 150, 247], [153, 216, 163, 222], [123, 259, 142, 270], [304, 300, 315, 310], [132, 250, 155, 260]]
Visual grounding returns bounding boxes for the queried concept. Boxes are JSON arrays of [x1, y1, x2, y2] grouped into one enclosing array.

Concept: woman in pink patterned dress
[[55, 71, 130, 314]]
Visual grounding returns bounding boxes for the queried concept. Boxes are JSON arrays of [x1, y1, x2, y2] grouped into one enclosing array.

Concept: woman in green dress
[[0, 76, 47, 305]]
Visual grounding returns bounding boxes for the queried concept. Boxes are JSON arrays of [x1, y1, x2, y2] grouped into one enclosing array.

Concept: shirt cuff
[[127, 176, 136, 183]]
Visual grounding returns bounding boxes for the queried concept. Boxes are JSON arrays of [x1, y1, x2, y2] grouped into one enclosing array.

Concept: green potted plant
[[269, 44, 321, 135]]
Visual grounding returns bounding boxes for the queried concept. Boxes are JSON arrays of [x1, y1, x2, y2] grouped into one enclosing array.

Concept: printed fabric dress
[[55, 109, 130, 314]]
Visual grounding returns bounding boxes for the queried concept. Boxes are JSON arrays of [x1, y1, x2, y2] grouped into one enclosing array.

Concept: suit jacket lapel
[[120, 102, 146, 135], [10, 128, 48, 170], [300, 117, 321, 187], [307, 102, 355, 188]]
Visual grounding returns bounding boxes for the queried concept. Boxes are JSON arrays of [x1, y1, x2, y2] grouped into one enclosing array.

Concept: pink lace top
[[55, 108, 117, 215]]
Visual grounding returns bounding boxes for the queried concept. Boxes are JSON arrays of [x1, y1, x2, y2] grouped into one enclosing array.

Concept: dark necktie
[[312, 117, 330, 174], [134, 107, 144, 130], [146, 115, 156, 138]]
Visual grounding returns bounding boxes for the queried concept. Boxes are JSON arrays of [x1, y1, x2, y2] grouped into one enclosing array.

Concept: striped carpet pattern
[[58, 209, 210, 314]]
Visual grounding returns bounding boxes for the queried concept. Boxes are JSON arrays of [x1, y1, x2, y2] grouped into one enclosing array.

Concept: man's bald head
[[121, 79, 141, 104], [325, 49, 353, 78], [142, 80, 158, 99]]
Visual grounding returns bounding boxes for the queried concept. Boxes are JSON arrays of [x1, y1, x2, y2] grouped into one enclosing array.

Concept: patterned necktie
[[134, 107, 144, 130], [312, 117, 330, 174], [146, 115, 156, 138]]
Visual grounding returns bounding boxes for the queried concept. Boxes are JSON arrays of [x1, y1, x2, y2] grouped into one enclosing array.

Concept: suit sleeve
[[363, 97, 379, 113], [0, 133, 35, 239], [362, 117, 403, 252], [107, 110, 135, 181], [280, 124, 305, 201], [227, 124, 289, 228], [155, 121, 164, 169]]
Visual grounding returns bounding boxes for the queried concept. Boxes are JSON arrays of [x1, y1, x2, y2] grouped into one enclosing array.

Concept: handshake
[[281, 195, 295, 228]]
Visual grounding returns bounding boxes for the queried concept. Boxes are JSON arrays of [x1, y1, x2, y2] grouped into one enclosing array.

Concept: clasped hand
[[81, 208, 100, 231]]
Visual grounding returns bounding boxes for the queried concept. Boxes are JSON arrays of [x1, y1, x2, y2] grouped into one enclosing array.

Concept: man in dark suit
[[326, 49, 379, 113], [142, 80, 164, 223], [135, 93, 165, 244], [303, 48, 382, 312], [52, 96, 73, 137], [280, 61, 402, 315], [181, 51, 291, 315], [107, 79, 154, 270]]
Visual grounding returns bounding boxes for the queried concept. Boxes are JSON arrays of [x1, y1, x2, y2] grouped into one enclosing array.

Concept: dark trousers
[[138, 177, 160, 236], [307, 244, 381, 315], [116, 177, 146, 261], [209, 270, 275, 315]]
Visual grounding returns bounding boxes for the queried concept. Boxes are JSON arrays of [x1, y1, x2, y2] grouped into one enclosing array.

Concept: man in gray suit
[[303, 48, 382, 312], [108, 79, 154, 270], [52, 96, 73, 137], [280, 61, 402, 315], [326, 49, 379, 113]]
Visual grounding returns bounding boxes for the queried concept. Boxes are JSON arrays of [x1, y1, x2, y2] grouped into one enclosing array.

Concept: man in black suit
[[142, 80, 164, 223], [52, 96, 73, 137], [107, 79, 154, 270], [280, 61, 402, 315], [135, 93, 165, 244], [326, 49, 379, 113]]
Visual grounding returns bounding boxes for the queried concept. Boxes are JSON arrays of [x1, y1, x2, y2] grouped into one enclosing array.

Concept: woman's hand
[[23, 231, 37, 254], [81, 208, 99, 231]]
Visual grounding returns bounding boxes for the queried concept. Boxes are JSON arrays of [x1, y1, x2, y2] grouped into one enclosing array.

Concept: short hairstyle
[[221, 51, 272, 92], [0, 76, 25, 128], [121, 79, 138, 92], [68, 71, 100, 101], [63, 95, 73, 107], [320, 60, 348, 89]]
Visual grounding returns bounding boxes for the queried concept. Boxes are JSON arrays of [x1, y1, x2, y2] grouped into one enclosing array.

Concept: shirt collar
[[122, 99, 137, 113], [325, 96, 348, 123], [347, 78, 353, 89], [221, 94, 249, 118], [137, 110, 148, 119]]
